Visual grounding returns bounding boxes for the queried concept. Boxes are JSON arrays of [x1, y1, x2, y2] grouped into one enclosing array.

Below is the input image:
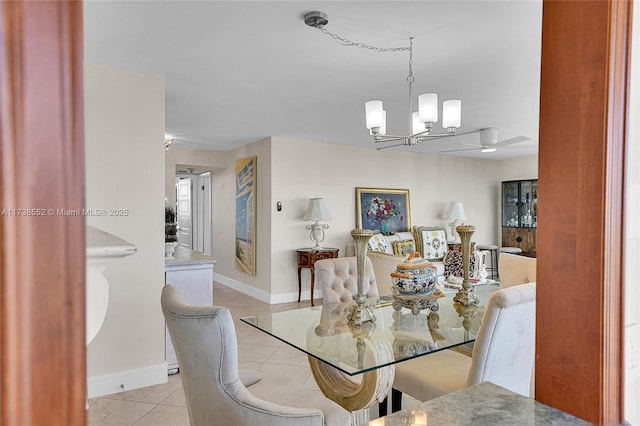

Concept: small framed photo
[[355, 187, 411, 234]]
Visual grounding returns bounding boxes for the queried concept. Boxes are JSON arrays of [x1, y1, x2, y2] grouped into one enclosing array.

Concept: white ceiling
[[84, 1, 542, 160]]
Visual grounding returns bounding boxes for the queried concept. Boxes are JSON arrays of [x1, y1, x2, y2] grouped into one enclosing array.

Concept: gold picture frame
[[355, 187, 411, 234]]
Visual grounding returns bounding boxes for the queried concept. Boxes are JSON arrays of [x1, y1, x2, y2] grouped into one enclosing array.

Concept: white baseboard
[[214, 273, 322, 305], [88, 362, 168, 398]]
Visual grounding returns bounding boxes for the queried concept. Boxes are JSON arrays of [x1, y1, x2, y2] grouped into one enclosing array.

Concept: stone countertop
[[165, 245, 216, 266], [368, 382, 592, 426]]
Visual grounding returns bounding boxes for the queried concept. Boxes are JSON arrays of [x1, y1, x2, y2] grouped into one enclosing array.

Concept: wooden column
[[536, 0, 631, 423], [0, 1, 86, 425]]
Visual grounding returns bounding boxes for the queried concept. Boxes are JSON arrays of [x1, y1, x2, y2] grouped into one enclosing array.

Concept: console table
[[296, 248, 339, 306]]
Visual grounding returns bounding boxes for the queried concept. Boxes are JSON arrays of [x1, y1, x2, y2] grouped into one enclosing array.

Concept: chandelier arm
[[419, 132, 459, 138], [410, 129, 433, 137], [419, 129, 482, 141], [376, 143, 409, 151], [374, 134, 410, 141]]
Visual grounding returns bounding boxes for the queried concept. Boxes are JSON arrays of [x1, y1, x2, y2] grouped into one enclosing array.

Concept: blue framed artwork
[[355, 187, 411, 235]]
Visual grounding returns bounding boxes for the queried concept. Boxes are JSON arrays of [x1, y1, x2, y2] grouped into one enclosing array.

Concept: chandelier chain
[[407, 37, 414, 83], [317, 27, 410, 53]]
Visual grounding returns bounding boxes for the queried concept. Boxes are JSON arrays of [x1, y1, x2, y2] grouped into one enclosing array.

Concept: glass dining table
[[241, 283, 500, 424]]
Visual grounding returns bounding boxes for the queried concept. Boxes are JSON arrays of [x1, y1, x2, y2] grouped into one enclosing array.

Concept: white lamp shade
[[379, 110, 387, 135], [303, 198, 332, 221], [442, 99, 462, 129], [365, 100, 384, 130], [448, 201, 467, 221], [411, 112, 423, 135], [418, 93, 438, 123]]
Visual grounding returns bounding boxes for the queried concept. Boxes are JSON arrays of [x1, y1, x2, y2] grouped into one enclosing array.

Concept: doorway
[[175, 167, 213, 256]]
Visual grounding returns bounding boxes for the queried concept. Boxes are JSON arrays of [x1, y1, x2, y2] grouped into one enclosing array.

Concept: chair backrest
[[499, 253, 537, 287], [315, 256, 379, 303], [161, 285, 324, 425], [467, 282, 536, 396]]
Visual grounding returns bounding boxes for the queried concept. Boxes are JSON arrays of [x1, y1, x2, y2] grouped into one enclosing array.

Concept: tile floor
[[88, 282, 420, 425]]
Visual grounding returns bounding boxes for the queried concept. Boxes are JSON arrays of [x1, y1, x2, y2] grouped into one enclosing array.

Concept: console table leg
[[297, 267, 302, 302], [310, 268, 315, 306]]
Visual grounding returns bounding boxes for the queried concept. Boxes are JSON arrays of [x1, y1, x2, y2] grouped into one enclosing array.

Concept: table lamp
[[303, 198, 332, 250], [447, 201, 467, 243]]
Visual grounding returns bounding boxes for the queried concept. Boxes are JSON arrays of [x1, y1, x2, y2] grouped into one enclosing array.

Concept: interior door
[[176, 177, 192, 248], [197, 173, 212, 255]]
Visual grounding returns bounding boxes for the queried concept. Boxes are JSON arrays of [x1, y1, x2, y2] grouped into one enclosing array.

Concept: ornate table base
[[308, 335, 395, 425]]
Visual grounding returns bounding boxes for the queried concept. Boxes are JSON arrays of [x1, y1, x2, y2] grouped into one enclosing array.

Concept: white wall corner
[[88, 362, 168, 399]]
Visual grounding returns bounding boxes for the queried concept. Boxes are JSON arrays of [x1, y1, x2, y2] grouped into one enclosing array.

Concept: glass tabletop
[[240, 284, 499, 376]]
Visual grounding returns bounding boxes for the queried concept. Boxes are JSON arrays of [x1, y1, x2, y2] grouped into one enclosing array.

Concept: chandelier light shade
[[365, 101, 385, 132], [442, 100, 462, 129], [418, 93, 438, 123], [447, 201, 467, 243], [379, 110, 387, 136], [303, 198, 332, 250]]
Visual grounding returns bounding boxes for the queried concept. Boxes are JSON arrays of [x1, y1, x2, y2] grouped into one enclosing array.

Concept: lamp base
[[307, 222, 329, 250], [448, 220, 462, 243]]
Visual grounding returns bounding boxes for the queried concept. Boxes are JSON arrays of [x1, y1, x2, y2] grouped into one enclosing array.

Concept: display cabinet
[[501, 179, 537, 256]]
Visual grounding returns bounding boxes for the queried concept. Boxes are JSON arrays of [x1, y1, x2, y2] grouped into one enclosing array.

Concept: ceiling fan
[[438, 127, 530, 154]]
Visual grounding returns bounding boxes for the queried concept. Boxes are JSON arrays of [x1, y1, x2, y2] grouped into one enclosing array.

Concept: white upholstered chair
[[161, 285, 350, 426], [315, 256, 379, 303], [390, 282, 536, 411], [499, 252, 537, 287]]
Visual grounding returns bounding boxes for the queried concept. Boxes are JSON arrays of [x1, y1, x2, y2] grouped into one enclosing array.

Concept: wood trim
[[0, 1, 86, 425], [536, 1, 631, 423]]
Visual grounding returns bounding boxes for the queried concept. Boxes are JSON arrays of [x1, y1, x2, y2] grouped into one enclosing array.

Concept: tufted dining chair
[[389, 282, 536, 412], [161, 285, 350, 426], [315, 256, 379, 303]]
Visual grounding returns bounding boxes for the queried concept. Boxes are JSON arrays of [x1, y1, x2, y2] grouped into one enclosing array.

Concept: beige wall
[[497, 155, 538, 181], [270, 137, 507, 297], [85, 64, 166, 394]]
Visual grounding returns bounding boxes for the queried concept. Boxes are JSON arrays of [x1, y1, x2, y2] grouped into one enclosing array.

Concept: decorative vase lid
[[392, 252, 433, 273]]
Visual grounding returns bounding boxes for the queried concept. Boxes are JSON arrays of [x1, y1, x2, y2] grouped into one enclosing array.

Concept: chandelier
[[304, 11, 462, 150]]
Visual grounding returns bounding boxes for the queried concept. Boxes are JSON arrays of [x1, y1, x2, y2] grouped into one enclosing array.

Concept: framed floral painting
[[355, 187, 411, 235]]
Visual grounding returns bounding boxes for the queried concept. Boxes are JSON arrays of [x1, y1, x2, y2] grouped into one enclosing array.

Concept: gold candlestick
[[347, 229, 377, 326], [453, 224, 479, 306]]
